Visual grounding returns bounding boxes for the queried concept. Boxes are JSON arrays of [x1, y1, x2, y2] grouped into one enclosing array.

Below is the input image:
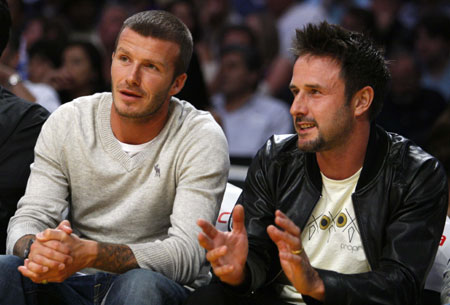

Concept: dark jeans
[[0, 255, 189, 305], [183, 282, 293, 305]]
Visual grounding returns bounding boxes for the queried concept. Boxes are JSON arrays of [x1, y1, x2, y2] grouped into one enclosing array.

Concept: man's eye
[[119, 56, 128, 62]]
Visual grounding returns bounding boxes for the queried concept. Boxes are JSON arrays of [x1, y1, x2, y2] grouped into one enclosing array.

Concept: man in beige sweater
[[0, 9, 229, 305]]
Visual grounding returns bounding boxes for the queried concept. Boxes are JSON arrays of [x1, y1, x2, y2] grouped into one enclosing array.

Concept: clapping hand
[[197, 204, 248, 286]]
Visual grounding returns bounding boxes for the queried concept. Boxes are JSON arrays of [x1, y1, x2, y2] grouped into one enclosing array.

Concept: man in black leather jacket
[[185, 22, 448, 305]]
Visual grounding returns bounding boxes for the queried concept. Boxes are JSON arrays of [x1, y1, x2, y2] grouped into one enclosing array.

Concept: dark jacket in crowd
[[233, 124, 448, 304], [0, 85, 49, 254]]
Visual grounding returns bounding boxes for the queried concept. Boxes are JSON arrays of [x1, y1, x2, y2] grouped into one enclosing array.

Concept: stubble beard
[[296, 105, 354, 153], [112, 86, 170, 120]]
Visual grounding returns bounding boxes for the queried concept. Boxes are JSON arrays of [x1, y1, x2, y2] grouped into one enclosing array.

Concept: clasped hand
[[18, 220, 86, 283]]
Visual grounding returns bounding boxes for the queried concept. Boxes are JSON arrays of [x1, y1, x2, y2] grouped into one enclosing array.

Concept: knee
[[104, 269, 187, 305], [0, 255, 24, 285], [0, 255, 23, 273]]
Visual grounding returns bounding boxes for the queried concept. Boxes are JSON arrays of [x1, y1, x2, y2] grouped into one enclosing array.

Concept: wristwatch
[[23, 238, 35, 259], [8, 73, 22, 86]]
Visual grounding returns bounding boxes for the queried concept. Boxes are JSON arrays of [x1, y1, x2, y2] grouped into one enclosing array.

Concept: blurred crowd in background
[[0, 0, 449, 162]]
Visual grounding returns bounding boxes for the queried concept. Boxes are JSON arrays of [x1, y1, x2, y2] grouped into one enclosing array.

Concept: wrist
[[82, 239, 99, 269], [306, 271, 325, 301], [13, 234, 35, 258]]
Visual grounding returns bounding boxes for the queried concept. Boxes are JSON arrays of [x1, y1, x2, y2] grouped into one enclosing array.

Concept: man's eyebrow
[[304, 83, 322, 89], [116, 47, 130, 55], [289, 83, 323, 90], [115, 47, 166, 68]]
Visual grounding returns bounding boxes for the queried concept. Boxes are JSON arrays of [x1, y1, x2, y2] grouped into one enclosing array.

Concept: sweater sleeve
[[6, 105, 72, 253], [127, 112, 230, 284]]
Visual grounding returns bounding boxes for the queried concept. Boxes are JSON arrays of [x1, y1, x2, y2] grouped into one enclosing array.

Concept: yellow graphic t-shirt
[[280, 168, 370, 304]]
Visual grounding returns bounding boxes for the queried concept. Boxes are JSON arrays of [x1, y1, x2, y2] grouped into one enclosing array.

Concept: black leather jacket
[[237, 125, 448, 304]]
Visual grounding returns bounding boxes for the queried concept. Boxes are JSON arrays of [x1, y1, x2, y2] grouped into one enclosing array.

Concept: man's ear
[[353, 86, 374, 118], [169, 73, 187, 96]]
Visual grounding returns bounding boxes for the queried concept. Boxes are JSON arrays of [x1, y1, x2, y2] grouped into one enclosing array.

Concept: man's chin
[[297, 138, 323, 153]]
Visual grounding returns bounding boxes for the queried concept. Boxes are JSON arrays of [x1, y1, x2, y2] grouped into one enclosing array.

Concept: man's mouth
[[299, 123, 315, 130], [119, 89, 143, 98]]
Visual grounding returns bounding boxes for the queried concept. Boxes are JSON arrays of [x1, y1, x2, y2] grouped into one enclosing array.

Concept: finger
[[36, 228, 69, 243], [56, 220, 73, 235], [18, 265, 44, 283], [198, 232, 215, 251], [279, 251, 304, 262], [267, 225, 289, 252], [267, 225, 301, 251], [275, 210, 301, 236], [197, 219, 219, 239], [231, 204, 245, 233], [213, 264, 234, 277], [205, 246, 227, 264], [30, 249, 70, 270], [40, 239, 71, 256], [24, 258, 50, 274]]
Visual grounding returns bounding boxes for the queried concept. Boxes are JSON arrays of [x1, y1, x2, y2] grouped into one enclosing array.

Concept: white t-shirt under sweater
[[7, 92, 230, 285], [280, 168, 370, 304]]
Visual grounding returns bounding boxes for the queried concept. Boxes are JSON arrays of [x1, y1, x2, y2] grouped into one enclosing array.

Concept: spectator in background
[[245, 11, 279, 72], [415, 13, 450, 102], [208, 23, 257, 95], [97, 3, 130, 88], [377, 48, 447, 147], [165, 0, 211, 110], [49, 40, 105, 104], [212, 45, 292, 159], [262, 0, 327, 101], [61, 0, 104, 42], [0, 0, 49, 254], [340, 6, 376, 37], [194, 0, 242, 86], [370, 0, 412, 55], [19, 40, 62, 113]]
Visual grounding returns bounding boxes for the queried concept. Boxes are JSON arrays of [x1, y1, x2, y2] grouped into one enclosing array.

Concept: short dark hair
[[292, 21, 391, 121], [117, 10, 193, 78], [0, 0, 11, 57]]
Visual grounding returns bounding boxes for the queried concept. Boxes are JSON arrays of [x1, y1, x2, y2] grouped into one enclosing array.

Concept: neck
[[110, 99, 170, 145], [316, 121, 370, 180], [224, 91, 253, 112]]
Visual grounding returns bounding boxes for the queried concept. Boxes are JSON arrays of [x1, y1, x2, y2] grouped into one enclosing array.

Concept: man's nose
[[290, 93, 308, 117], [126, 64, 141, 86]]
